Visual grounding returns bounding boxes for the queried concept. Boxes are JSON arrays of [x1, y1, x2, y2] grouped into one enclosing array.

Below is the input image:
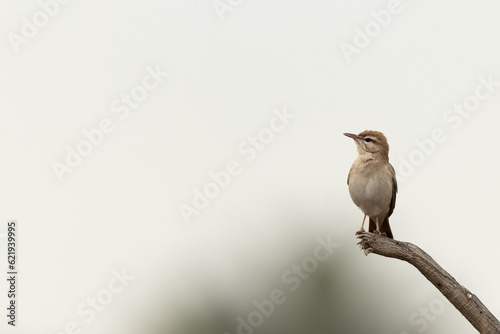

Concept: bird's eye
[[364, 138, 372, 142]]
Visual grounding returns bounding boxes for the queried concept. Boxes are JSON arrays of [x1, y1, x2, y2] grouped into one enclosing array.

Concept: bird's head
[[344, 130, 390, 159]]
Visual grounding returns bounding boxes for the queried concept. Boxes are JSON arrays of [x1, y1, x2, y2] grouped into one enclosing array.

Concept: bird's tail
[[369, 215, 394, 239]]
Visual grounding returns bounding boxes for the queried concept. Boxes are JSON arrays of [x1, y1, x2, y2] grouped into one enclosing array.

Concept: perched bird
[[344, 130, 397, 239]]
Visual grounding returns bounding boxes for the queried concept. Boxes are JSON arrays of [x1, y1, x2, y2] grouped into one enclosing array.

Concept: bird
[[344, 130, 397, 239]]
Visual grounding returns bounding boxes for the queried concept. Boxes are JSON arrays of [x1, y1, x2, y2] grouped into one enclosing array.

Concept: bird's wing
[[347, 166, 352, 185], [387, 163, 398, 217]]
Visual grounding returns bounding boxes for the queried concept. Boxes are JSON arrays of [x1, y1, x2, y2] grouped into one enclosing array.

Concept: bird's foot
[[355, 233, 374, 256], [373, 230, 387, 238], [355, 228, 365, 235]]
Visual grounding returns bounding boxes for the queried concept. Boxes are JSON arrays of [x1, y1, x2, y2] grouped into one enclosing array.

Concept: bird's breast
[[348, 160, 393, 217]]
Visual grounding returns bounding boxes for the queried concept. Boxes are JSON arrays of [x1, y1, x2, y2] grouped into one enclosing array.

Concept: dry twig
[[356, 232, 500, 334]]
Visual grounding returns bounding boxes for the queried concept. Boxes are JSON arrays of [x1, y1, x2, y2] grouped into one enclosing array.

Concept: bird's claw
[[355, 228, 365, 235], [356, 236, 373, 256], [373, 230, 389, 237]]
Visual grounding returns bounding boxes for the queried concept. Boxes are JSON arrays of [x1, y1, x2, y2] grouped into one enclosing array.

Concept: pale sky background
[[1, 1, 500, 333]]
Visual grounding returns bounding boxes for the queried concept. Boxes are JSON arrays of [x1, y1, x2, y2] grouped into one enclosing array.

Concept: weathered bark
[[356, 232, 500, 334]]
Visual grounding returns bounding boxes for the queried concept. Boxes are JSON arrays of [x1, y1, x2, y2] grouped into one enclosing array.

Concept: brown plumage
[[344, 130, 397, 239]]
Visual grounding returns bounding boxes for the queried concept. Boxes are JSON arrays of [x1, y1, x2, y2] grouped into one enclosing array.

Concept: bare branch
[[356, 232, 500, 334]]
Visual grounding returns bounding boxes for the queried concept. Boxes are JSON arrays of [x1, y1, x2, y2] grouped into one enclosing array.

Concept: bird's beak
[[343, 133, 358, 140]]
